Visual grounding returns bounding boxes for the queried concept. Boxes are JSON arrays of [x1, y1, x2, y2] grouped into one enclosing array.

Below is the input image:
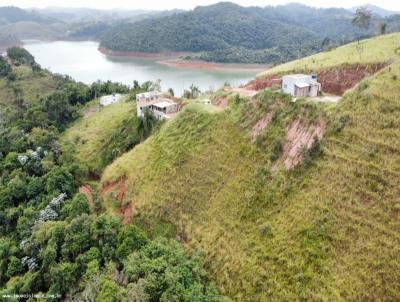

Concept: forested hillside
[[101, 33, 400, 300], [100, 2, 400, 63], [0, 48, 223, 301]]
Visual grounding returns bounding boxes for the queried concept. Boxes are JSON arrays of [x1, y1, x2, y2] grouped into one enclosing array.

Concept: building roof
[[295, 82, 311, 88], [152, 101, 176, 108], [136, 91, 162, 98]]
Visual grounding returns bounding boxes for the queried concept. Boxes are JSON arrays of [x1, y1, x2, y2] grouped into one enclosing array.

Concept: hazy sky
[[1, 0, 400, 11]]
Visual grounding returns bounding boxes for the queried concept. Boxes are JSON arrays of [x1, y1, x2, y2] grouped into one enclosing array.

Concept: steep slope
[[62, 99, 137, 176], [100, 34, 400, 300], [0, 64, 60, 124]]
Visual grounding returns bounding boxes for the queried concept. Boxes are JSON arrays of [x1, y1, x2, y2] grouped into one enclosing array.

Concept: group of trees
[[0, 49, 221, 301], [7, 47, 41, 72], [0, 57, 13, 79]]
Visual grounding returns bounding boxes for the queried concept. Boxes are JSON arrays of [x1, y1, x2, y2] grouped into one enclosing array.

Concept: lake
[[24, 41, 259, 96]]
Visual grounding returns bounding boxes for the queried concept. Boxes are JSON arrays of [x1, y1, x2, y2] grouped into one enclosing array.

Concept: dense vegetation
[[100, 2, 400, 64], [0, 50, 222, 301], [101, 33, 400, 300]]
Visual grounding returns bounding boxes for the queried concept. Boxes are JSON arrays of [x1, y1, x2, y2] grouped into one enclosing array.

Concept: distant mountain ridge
[[350, 4, 400, 17], [99, 2, 400, 64]]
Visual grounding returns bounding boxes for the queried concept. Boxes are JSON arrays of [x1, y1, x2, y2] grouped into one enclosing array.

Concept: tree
[[45, 166, 76, 195], [7, 47, 36, 66], [0, 57, 12, 77], [116, 225, 148, 259], [183, 84, 201, 99], [138, 108, 158, 140], [150, 79, 162, 92], [168, 88, 175, 97], [379, 22, 387, 35], [352, 6, 372, 43]]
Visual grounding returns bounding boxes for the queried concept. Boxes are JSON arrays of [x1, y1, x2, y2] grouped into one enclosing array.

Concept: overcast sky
[[1, 0, 399, 11]]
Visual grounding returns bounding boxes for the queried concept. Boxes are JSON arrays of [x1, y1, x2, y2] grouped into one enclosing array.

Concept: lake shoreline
[[98, 47, 268, 73], [24, 40, 257, 96]]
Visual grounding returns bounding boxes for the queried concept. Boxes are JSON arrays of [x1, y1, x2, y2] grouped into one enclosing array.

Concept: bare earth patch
[[214, 97, 229, 109], [275, 118, 324, 170], [250, 63, 387, 96], [251, 112, 273, 142], [101, 177, 133, 224], [79, 185, 94, 207], [228, 87, 258, 98]]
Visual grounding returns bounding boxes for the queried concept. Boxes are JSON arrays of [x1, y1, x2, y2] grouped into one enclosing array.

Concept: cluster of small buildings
[[136, 91, 179, 120], [282, 74, 321, 98]]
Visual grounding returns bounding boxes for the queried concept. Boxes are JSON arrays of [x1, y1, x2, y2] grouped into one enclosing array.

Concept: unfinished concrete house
[[136, 91, 178, 120], [150, 101, 178, 120], [282, 74, 321, 97]]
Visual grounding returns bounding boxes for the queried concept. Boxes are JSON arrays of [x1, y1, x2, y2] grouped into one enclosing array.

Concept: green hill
[[100, 2, 400, 64], [100, 34, 400, 300], [258, 33, 400, 77], [0, 6, 66, 45], [62, 98, 136, 176]]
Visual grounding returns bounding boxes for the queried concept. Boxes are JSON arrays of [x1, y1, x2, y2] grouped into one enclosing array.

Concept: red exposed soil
[[101, 177, 125, 195], [317, 63, 386, 95], [228, 87, 258, 98], [98, 47, 189, 59], [159, 59, 266, 72], [214, 97, 229, 109], [245, 76, 282, 91], [275, 118, 324, 170], [101, 177, 132, 224], [251, 112, 273, 142], [248, 63, 387, 96], [120, 204, 133, 225], [98, 47, 267, 72], [79, 185, 94, 207]]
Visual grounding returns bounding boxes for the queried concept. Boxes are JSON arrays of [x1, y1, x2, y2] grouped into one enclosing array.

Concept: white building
[[136, 91, 163, 117], [150, 101, 178, 120], [282, 74, 321, 98], [136, 91, 178, 119]]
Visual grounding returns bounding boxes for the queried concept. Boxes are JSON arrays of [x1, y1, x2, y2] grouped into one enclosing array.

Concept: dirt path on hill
[[101, 177, 133, 224], [79, 185, 94, 207]]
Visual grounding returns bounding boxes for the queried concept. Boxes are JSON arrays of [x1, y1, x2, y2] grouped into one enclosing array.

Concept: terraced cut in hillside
[[247, 63, 387, 96], [99, 34, 400, 301]]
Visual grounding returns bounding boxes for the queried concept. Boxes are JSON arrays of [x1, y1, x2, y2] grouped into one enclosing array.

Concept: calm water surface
[[24, 41, 257, 96]]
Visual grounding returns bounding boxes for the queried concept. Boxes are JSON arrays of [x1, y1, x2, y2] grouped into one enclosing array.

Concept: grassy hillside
[[258, 33, 400, 77], [0, 65, 60, 125], [100, 34, 400, 300], [62, 98, 138, 176]]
